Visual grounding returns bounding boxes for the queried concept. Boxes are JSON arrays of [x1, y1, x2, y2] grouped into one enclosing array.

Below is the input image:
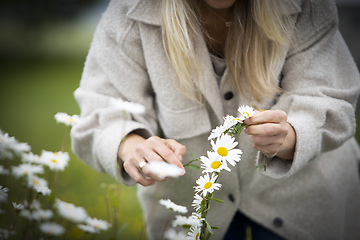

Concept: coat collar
[[126, 0, 302, 26]]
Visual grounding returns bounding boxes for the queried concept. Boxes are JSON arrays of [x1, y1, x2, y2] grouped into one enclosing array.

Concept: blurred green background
[[0, 0, 359, 239], [0, 0, 143, 239]]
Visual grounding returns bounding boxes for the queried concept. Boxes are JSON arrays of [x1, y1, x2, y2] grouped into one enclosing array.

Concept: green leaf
[[204, 220, 213, 234], [187, 164, 201, 170], [204, 231, 212, 240], [211, 226, 219, 230], [255, 163, 266, 169], [209, 197, 224, 203]]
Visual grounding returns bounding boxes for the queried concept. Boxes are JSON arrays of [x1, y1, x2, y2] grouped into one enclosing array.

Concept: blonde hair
[[162, 0, 295, 103]]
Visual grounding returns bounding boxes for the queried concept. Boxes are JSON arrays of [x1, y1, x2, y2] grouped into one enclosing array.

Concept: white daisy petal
[[237, 105, 255, 119], [40, 151, 69, 171], [85, 217, 111, 231], [172, 215, 202, 228], [194, 173, 221, 197], [164, 228, 187, 240], [147, 162, 184, 180], [54, 112, 80, 126], [159, 199, 188, 214], [211, 134, 242, 166], [0, 130, 31, 159], [40, 222, 65, 236], [77, 224, 99, 234], [200, 151, 231, 174], [12, 163, 44, 178], [187, 226, 201, 240], [55, 199, 88, 223], [109, 98, 146, 115], [191, 194, 203, 212]]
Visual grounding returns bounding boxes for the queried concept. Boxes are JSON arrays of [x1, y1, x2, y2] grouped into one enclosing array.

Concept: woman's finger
[[146, 136, 186, 174], [245, 110, 287, 125], [245, 123, 285, 136], [123, 161, 155, 186]]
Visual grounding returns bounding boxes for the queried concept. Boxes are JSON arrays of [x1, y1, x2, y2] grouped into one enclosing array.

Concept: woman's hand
[[244, 110, 296, 160], [118, 133, 186, 186]]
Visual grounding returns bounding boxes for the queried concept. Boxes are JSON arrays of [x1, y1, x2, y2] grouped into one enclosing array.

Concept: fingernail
[[181, 168, 186, 176], [244, 127, 248, 134], [178, 155, 183, 161]]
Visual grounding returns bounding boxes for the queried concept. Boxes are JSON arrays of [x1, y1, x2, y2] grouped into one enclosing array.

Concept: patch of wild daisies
[[0, 112, 112, 239]]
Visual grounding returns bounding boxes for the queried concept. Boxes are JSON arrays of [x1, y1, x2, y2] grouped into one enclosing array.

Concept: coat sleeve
[[257, 0, 360, 179], [70, 2, 158, 185]]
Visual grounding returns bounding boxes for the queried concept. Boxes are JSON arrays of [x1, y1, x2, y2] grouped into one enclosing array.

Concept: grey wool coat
[[71, 0, 360, 239]]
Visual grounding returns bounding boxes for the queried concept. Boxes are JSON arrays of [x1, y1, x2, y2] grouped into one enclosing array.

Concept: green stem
[[160, 211, 172, 240], [61, 126, 70, 152], [182, 158, 200, 167], [264, 156, 267, 172]]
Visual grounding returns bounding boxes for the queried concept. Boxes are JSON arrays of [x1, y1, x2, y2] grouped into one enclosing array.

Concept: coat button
[[228, 194, 235, 202], [224, 92, 234, 100], [273, 217, 283, 227]]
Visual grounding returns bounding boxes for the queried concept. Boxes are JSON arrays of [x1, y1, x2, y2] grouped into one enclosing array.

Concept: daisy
[[200, 151, 231, 174], [20, 209, 33, 220], [40, 150, 69, 171], [187, 226, 201, 240], [210, 134, 242, 166], [109, 98, 146, 115], [55, 199, 88, 223], [12, 163, 44, 178], [39, 222, 65, 236], [0, 186, 8, 203], [159, 199, 188, 214], [0, 166, 9, 175], [172, 215, 202, 228], [0, 130, 31, 159], [77, 224, 99, 234], [191, 212, 205, 222], [54, 112, 80, 126], [164, 228, 187, 240], [21, 152, 41, 164], [194, 173, 221, 197], [208, 124, 228, 140], [191, 194, 203, 212], [238, 105, 255, 120], [85, 217, 111, 231], [208, 115, 245, 140], [32, 209, 53, 221], [223, 115, 243, 128], [27, 175, 48, 191], [36, 186, 52, 196], [24, 199, 41, 210], [12, 202, 24, 211], [147, 161, 184, 180]]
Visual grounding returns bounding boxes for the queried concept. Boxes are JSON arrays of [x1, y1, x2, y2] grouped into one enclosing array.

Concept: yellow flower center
[[217, 147, 228, 157], [204, 182, 212, 189], [232, 118, 240, 121], [94, 224, 101, 229], [211, 161, 221, 169], [196, 233, 200, 240], [51, 159, 58, 163], [243, 112, 249, 118], [32, 179, 39, 186]]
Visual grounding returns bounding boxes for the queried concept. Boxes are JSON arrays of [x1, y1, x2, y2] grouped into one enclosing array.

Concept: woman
[[71, 0, 360, 239]]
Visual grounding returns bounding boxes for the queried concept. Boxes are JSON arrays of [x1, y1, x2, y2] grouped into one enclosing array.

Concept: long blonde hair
[[162, 0, 295, 103]]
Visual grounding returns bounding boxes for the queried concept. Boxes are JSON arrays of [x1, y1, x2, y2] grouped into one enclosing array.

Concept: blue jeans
[[223, 211, 286, 240]]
